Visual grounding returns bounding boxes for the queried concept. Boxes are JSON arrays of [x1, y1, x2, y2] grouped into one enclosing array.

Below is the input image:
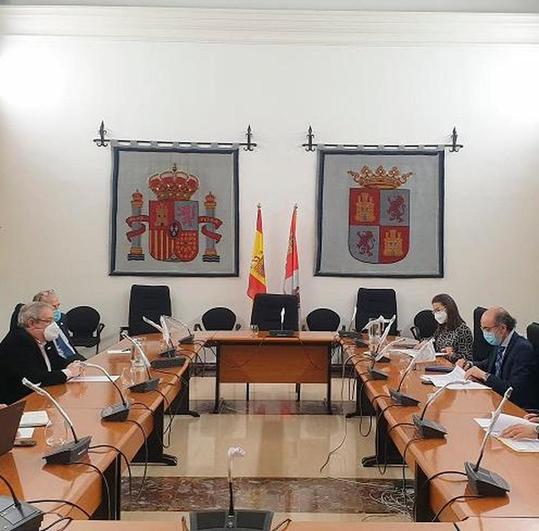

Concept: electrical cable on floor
[[72, 461, 112, 520], [125, 418, 149, 500], [431, 495, 482, 521], [89, 444, 133, 501]]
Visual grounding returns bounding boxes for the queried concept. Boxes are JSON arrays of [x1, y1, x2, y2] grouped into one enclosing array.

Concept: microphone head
[[228, 446, 246, 459]]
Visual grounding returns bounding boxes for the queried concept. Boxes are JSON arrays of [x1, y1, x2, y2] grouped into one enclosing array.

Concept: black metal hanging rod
[[92, 121, 257, 151], [302, 125, 463, 153]]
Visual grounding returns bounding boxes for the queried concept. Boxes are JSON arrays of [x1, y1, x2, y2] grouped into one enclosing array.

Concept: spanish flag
[[247, 205, 267, 299]]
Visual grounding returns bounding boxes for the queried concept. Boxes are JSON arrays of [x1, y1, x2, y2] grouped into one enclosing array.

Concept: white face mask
[[44, 322, 61, 342], [434, 311, 448, 324]]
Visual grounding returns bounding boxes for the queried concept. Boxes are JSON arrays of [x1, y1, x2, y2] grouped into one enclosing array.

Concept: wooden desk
[[210, 331, 338, 414], [0, 333, 205, 521], [350, 344, 539, 522]]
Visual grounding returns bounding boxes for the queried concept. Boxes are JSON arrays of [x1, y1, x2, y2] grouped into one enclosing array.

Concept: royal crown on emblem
[[348, 165, 412, 189], [148, 163, 200, 200]]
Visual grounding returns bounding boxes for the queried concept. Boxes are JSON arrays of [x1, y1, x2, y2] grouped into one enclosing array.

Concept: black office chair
[[65, 306, 105, 354], [354, 288, 398, 335], [410, 309, 437, 340], [472, 306, 494, 362], [250, 293, 300, 400], [527, 322, 539, 353], [304, 308, 340, 331], [194, 307, 240, 331], [123, 284, 172, 337], [9, 303, 24, 331], [250, 293, 299, 331]]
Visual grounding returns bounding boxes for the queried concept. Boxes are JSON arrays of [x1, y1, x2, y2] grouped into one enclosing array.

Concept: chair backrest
[[527, 322, 539, 354], [413, 309, 438, 340], [251, 294, 299, 331], [355, 288, 398, 335], [128, 285, 172, 336], [202, 307, 237, 331], [65, 306, 101, 336], [472, 306, 494, 362], [306, 308, 340, 331], [9, 303, 24, 331]]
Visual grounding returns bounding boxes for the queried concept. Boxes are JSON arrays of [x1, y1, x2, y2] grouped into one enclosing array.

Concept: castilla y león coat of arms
[[347, 165, 412, 264], [125, 164, 223, 263]]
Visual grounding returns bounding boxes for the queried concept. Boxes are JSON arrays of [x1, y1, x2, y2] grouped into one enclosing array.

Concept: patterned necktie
[[494, 345, 506, 377]]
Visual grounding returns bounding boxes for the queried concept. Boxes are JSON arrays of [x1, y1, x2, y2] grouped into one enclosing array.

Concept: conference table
[[348, 339, 539, 522], [0, 332, 208, 522], [209, 331, 338, 414]]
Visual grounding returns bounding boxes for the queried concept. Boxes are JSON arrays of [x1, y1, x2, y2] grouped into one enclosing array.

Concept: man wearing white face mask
[[0, 302, 83, 404], [32, 289, 84, 361]]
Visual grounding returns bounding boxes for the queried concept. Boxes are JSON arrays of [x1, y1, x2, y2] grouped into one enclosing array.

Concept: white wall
[[1, 8, 538, 346]]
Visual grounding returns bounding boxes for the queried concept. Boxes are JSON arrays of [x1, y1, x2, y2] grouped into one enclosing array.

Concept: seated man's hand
[[442, 346, 454, 356], [465, 365, 487, 382], [456, 358, 468, 369], [66, 361, 84, 378], [524, 414, 539, 423], [500, 424, 538, 440]]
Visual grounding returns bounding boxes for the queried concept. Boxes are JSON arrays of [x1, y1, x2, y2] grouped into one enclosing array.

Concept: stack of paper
[[20, 410, 49, 428], [16, 428, 35, 439], [474, 413, 539, 452], [421, 365, 488, 389]]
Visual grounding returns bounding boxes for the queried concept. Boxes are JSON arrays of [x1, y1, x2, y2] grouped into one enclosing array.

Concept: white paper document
[[69, 375, 120, 383], [474, 413, 539, 452], [20, 410, 49, 427], [16, 427, 35, 439], [421, 365, 488, 389]]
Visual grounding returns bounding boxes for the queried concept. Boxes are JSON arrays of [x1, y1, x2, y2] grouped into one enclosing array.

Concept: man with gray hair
[[457, 307, 539, 409], [0, 302, 83, 404]]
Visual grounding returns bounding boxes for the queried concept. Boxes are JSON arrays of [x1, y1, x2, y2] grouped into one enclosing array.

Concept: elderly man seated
[[32, 289, 84, 361], [0, 302, 83, 404]]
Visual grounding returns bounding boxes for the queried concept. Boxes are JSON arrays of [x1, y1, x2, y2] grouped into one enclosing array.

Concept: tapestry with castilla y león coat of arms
[[315, 149, 444, 278], [110, 145, 239, 276]]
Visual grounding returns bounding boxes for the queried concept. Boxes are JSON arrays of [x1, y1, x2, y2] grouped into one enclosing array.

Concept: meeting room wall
[[0, 8, 538, 347]]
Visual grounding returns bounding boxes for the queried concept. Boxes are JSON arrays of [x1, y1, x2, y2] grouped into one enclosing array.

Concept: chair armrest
[[235, 324, 241, 331], [301, 324, 307, 331], [119, 325, 128, 341], [410, 326, 420, 341], [97, 323, 105, 335], [194, 323, 202, 331]]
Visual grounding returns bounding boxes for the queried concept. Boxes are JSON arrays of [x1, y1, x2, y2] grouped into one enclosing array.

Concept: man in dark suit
[[459, 307, 539, 410], [0, 302, 83, 404], [33, 289, 84, 361]]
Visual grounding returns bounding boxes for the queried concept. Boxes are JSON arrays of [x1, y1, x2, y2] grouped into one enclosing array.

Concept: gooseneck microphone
[[366, 316, 397, 380], [81, 362, 130, 422], [465, 387, 513, 497], [227, 446, 246, 520], [121, 332, 165, 387], [22, 378, 92, 464], [412, 380, 469, 438], [0, 473, 43, 531], [142, 316, 177, 358], [269, 307, 294, 337], [339, 306, 359, 339], [164, 316, 195, 345]]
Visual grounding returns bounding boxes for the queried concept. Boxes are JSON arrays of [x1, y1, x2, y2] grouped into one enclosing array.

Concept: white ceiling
[[3, 0, 539, 12]]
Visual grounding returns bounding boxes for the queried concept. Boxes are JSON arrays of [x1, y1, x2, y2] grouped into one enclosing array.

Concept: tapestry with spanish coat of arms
[[110, 145, 239, 276], [315, 149, 444, 277]]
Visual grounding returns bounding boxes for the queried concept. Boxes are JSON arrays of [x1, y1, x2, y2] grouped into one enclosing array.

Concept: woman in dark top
[[431, 293, 473, 361]]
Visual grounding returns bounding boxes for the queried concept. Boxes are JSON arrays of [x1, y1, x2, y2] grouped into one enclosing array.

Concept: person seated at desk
[[431, 293, 473, 362], [501, 413, 539, 440], [0, 302, 83, 404], [33, 289, 84, 361], [457, 307, 539, 410]]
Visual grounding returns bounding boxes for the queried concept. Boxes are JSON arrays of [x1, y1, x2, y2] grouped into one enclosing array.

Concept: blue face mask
[[483, 330, 501, 346], [53, 309, 62, 322]]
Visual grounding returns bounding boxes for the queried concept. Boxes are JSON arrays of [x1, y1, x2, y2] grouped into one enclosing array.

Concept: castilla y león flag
[[283, 204, 300, 301], [247, 205, 267, 299]]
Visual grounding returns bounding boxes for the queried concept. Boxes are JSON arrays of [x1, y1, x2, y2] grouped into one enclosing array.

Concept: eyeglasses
[[481, 325, 498, 332], [36, 318, 54, 325], [432, 307, 446, 314]]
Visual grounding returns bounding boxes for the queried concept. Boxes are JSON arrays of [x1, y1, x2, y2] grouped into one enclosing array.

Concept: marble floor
[[123, 375, 412, 524]]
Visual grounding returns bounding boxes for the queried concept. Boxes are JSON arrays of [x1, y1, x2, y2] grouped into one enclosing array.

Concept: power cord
[[89, 444, 133, 501], [72, 461, 112, 520], [125, 418, 149, 500], [431, 495, 483, 521], [412, 470, 467, 518], [25, 499, 91, 519], [41, 516, 73, 530], [271, 518, 292, 531]]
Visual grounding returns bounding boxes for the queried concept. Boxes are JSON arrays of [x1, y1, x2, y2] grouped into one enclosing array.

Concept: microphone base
[[465, 461, 510, 497], [159, 348, 177, 358], [44, 435, 92, 465], [129, 378, 160, 393], [389, 388, 420, 407], [151, 357, 186, 369], [190, 509, 274, 530], [412, 414, 447, 439], [0, 496, 43, 531], [368, 368, 388, 381], [268, 330, 295, 337], [101, 402, 131, 422], [338, 331, 359, 339], [179, 334, 194, 345]]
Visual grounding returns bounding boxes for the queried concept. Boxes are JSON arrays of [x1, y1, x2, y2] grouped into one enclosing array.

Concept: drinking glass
[[45, 408, 68, 447]]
